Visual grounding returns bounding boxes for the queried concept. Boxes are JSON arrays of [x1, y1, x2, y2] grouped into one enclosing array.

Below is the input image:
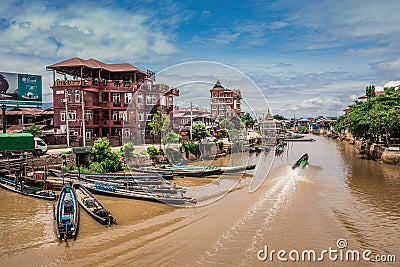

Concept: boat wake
[[196, 166, 301, 265]]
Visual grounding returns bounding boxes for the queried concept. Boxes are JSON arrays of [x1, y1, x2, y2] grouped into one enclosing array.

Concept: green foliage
[[100, 152, 122, 172], [339, 89, 400, 145], [92, 137, 112, 162], [162, 131, 181, 145], [390, 158, 400, 165], [59, 150, 72, 158], [240, 113, 255, 128], [120, 142, 134, 158], [149, 107, 170, 139], [180, 142, 200, 158], [219, 119, 235, 130], [297, 126, 308, 133], [91, 137, 123, 172], [88, 162, 104, 173], [366, 85, 375, 98], [146, 146, 159, 156], [165, 148, 184, 163], [273, 114, 287, 121], [24, 125, 42, 137], [192, 122, 210, 141]]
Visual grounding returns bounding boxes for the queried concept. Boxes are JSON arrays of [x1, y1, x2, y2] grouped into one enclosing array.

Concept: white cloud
[[0, 1, 177, 62]]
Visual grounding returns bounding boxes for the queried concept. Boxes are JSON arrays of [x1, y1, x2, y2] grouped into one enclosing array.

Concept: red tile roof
[[47, 57, 146, 73]]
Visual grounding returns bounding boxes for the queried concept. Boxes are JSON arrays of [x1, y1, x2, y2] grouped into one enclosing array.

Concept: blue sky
[[1, 0, 400, 118]]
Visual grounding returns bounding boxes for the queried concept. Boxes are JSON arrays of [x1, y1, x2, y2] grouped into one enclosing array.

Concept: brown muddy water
[[0, 135, 399, 266]]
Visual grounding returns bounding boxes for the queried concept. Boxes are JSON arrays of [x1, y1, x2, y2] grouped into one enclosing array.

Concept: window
[[67, 90, 72, 102], [69, 129, 78, 136], [146, 95, 156, 105], [213, 93, 216, 97], [212, 105, 217, 110], [146, 113, 152, 121], [138, 112, 144, 121], [85, 129, 93, 140], [85, 110, 93, 121], [75, 90, 80, 103], [112, 93, 121, 103], [138, 94, 143, 105], [112, 111, 120, 121], [227, 106, 231, 110], [121, 111, 127, 121], [68, 111, 76, 120], [123, 128, 130, 137], [125, 93, 132, 104], [60, 111, 66, 121]]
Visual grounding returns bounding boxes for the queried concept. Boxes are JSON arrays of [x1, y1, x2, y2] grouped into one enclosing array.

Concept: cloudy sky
[[0, 0, 399, 118]]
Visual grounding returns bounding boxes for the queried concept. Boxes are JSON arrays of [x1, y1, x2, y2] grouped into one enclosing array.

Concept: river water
[[0, 135, 399, 266]]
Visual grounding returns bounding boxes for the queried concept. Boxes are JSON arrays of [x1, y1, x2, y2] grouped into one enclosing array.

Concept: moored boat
[[56, 183, 79, 241], [73, 183, 116, 225], [86, 182, 196, 205], [292, 153, 309, 170], [133, 166, 222, 177], [0, 176, 57, 201]]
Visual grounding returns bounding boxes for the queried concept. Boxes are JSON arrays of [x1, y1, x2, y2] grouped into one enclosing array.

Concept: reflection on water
[[0, 135, 399, 266]]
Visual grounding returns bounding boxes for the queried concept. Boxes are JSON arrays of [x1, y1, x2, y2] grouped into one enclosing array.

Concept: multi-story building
[[210, 80, 242, 120], [47, 57, 178, 145], [171, 106, 215, 129]]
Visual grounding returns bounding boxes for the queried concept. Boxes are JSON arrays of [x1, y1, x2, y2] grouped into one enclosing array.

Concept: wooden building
[[47, 57, 178, 145]]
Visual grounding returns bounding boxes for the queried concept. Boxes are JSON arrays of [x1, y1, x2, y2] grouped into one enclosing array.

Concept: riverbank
[[338, 133, 400, 165]]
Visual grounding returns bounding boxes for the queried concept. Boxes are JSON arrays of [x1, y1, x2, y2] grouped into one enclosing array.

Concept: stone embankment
[[339, 133, 400, 165]]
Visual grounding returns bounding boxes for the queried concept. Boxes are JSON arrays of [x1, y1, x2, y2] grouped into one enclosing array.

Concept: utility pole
[[190, 102, 193, 140], [65, 89, 70, 147], [81, 90, 86, 147], [2, 104, 6, 133]]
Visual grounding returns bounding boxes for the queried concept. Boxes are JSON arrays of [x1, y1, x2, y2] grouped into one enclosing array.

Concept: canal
[[0, 135, 399, 266]]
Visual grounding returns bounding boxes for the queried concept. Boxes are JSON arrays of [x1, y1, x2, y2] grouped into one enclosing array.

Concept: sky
[[0, 0, 400, 119]]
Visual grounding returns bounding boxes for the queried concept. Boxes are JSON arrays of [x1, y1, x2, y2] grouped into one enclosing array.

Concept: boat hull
[[56, 183, 79, 241], [74, 183, 116, 225]]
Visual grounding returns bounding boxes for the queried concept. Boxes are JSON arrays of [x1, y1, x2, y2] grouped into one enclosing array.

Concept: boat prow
[[292, 153, 309, 170]]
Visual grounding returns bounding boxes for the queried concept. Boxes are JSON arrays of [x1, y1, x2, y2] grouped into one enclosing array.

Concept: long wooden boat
[[78, 176, 181, 194], [65, 172, 174, 181], [80, 175, 165, 186], [133, 166, 222, 177], [73, 183, 116, 225], [292, 153, 309, 170], [0, 176, 57, 201], [56, 183, 79, 241], [172, 163, 256, 173], [86, 182, 196, 205]]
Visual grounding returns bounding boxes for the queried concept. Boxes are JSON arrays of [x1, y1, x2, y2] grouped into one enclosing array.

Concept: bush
[[120, 142, 134, 158], [89, 162, 105, 173], [147, 146, 159, 156]]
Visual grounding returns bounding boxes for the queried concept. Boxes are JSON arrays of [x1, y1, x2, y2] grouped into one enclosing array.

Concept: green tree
[[192, 122, 210, 141], [120, 141, 134, 158], [366, 85, 375, 98], [24, 125, 42, 137], [240, 113, 255, 128], [162, 131, 181, 148], [149, 107, 170, 148], [219, 119, 235, 130], [273, 114, 287, 121], [91, 137, 123, 172]]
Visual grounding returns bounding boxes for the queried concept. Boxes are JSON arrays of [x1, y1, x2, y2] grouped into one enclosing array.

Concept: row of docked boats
[[131, 163, 256, 177], [0, 176, 57, 200]]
